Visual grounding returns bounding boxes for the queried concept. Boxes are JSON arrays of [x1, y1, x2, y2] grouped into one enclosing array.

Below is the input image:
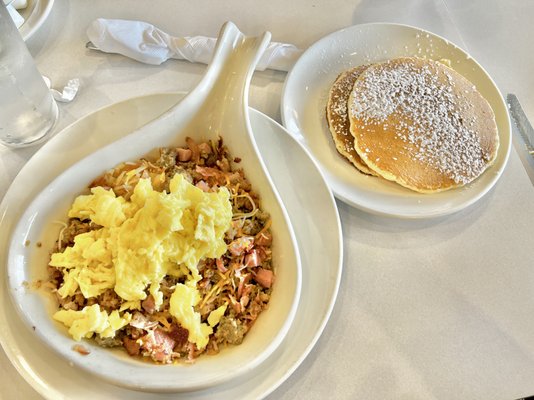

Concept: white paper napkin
[[43, 76, 81, 103], [86, 18, 302, 72]]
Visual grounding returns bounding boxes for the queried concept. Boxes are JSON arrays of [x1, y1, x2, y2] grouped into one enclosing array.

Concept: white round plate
[[18, 0, 54, 41], [0, 93, 343, 399], [281, 23, 511, 218]]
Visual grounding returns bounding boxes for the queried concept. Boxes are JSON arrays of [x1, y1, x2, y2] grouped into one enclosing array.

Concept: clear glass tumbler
[[0, 3, 58, 147]]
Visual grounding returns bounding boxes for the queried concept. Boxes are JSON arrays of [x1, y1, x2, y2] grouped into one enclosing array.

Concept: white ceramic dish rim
[[0, 92, 343, 399], [281, 22, 511, 219], [19, 0, 55, 41]]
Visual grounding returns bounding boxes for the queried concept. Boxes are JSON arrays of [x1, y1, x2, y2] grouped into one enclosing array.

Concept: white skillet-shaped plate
[[281, 23, 511, 218], [17, 0, 55, 41], [6, 22, 301, 392], [0, 93, 342, 399]]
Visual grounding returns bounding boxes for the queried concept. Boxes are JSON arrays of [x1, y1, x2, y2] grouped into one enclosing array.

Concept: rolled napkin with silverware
[[86, 18, 302, 71]]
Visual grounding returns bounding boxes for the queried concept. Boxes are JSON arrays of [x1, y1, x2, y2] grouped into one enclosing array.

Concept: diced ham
[[195, 165, 224, 179], [216, 158, 230, 172], [198, 142, 212, 155], [228, 236, 254, 256], [216, 258, 228, 273], [237, 274, 251, 299], [176, 148, 192, 162], [195, 180, 211, 192], [254, 268, 274, 289], [141, 295, 156, 314], [245, 247, 269, 267], [140, 328, 176, 363], [244, 249, 261, 267], [186, 137, 200, 163], [226, 219, 244, 241], [130, 312, 158, 330]]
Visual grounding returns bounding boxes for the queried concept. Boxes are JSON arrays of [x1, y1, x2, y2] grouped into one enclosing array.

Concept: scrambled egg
[[51, 174, 232, 346], [54, 304, 131, 341], [207, 303, 228, 327], [169, 281, 213, 349]]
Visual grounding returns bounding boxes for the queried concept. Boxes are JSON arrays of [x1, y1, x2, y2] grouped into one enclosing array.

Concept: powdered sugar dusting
[[350, 58, 492, 184]]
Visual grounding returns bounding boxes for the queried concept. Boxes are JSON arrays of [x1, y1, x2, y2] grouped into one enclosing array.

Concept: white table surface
[[2, 0, 534, 399]]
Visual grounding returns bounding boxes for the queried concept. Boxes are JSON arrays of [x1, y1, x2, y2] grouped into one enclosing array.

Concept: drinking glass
[[0, 3, 58, 147]]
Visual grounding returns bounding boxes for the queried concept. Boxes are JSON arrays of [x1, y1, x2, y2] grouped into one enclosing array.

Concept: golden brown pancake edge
[[325, 65, 378, 176]]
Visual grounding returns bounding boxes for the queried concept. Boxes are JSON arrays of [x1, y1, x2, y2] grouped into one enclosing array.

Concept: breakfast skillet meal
[[44, 137, 275, 364], [42, 55, 498, 364], [326, 56, 499, 193]]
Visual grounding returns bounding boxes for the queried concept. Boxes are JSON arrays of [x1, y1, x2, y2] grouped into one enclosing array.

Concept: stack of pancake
[[326, 57, 499, 193]]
